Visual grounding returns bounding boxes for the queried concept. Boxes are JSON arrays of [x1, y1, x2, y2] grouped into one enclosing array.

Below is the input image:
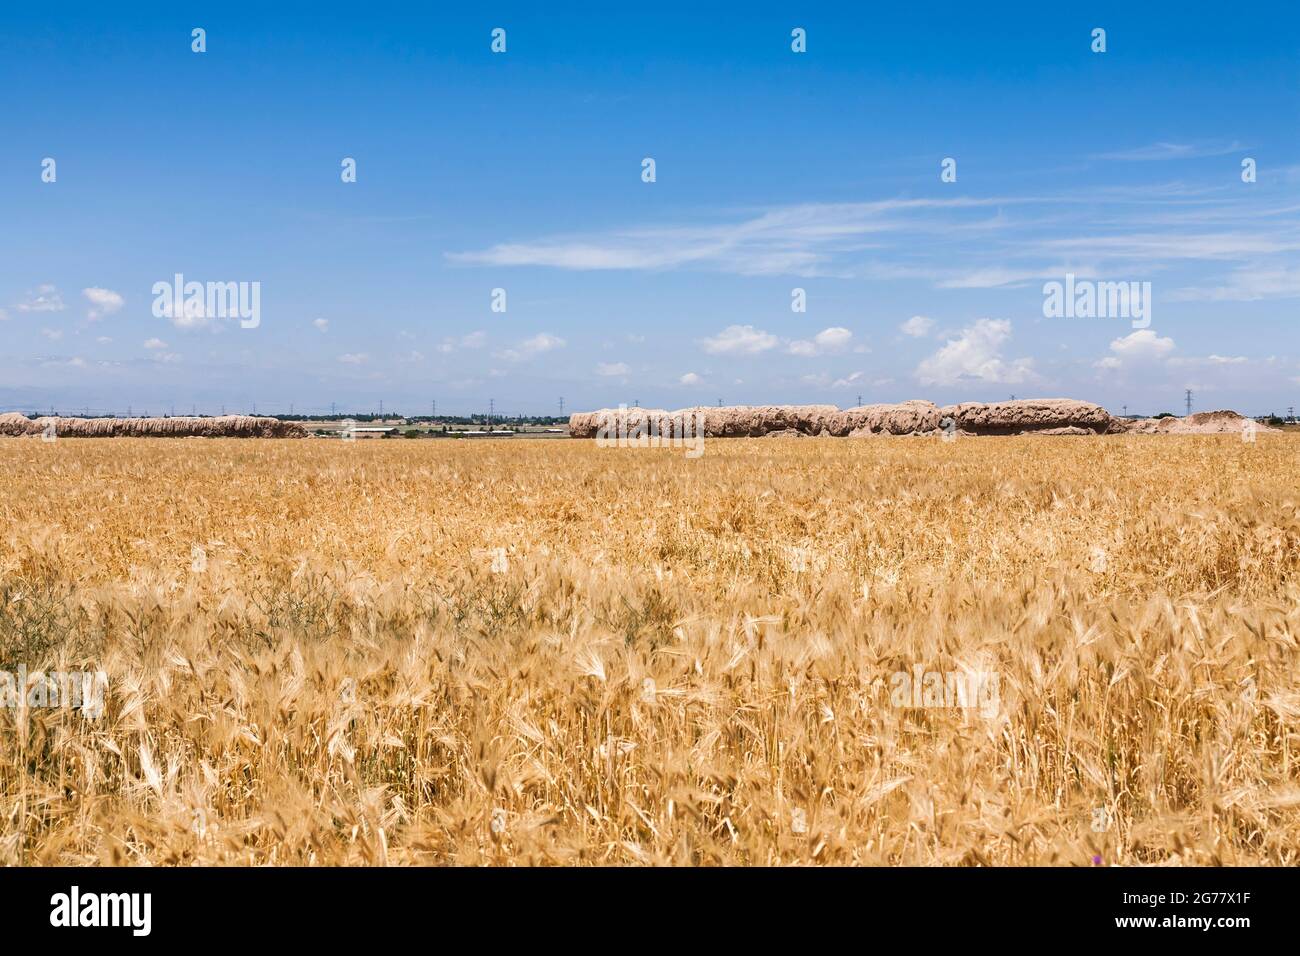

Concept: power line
[[1185, 389, 1193, 417]]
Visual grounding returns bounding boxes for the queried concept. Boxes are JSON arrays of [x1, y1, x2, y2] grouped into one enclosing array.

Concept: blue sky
[[1, 1, 1297, 416]]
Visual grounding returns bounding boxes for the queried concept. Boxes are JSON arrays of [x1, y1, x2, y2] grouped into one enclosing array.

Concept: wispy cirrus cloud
[[446, 184, 1300, 313], [1171, 266, 1300, 302], [1090, 141, 1247, 162], [1039, 231, 1300, 263], [448, 198, 1010, 278]]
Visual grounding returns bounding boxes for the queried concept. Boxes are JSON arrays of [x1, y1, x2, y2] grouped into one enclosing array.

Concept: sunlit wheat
[[0, 435, 1297, 865]]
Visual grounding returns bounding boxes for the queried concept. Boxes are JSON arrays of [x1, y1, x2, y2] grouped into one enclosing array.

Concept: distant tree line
[[21, 411, 570, 425]]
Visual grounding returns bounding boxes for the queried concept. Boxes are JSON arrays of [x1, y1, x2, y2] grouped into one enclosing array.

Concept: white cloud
[[158, 297, 210, 330], [815, 326, 852, 350], [788, 326, 853, 357], [915, 319, 1036, 386], [16, 284, 65, 313], [521, 332, 564, 355], [679, 372, 703, 386], [702, 324, 778, 355], [900, 315, 934, 337], [143, 338, 168, 350], [313, 318, 329, 332], [1106, 329, 1176, 363], [495, 332, 565, 362], [96, 336, 112, 344], [40, 328, 63, 341], [596, 362, 629, 376], [83, 287, 124, 320], [1167, 353, 1248, 368], [338, 352, 369, 365], [832, 371, 864, 388]]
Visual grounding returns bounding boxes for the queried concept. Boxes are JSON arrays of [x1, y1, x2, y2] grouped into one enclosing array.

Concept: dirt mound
[[571, 405, 838, 438], [567, 408, 683, 440], [568, 399, 1289, 439], [693, 404, 839, 437], [827, 400, 943, 436], [939, 399, 1116, 435], [0, 412, 33, 437], [1, 413, 307, 438], [1125, 410, 1279, 435]]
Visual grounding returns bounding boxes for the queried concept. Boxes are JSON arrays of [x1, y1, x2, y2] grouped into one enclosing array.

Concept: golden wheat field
[[1, 435, 1298, 866]]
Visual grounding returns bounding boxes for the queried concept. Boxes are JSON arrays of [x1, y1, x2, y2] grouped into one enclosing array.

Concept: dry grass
[[1, 435, 1298, 866]]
